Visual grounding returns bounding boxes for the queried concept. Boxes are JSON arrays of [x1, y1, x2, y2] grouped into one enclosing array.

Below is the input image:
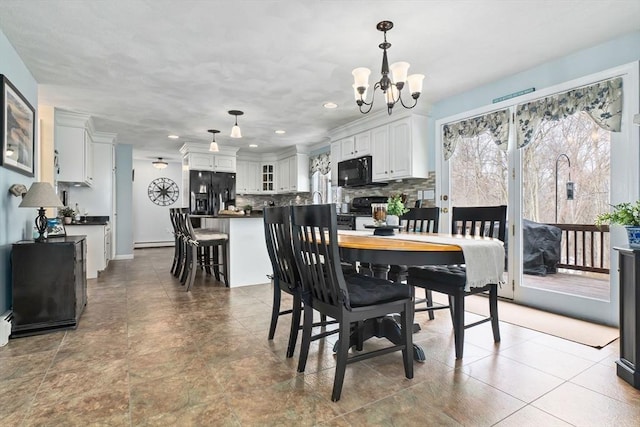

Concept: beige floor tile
[[493, 405, 573, 426]]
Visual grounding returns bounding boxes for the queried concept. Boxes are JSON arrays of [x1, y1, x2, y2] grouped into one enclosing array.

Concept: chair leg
[[268, 284, 281, 340], [179, 240, 190, 284], [286, 293, 302, 358], [425, 289, 435, 320], [186, 245, 198, 292], [297, 302, 314, 373], [204, 246, 213, 275], [489, 284, 501, 343], [211, 246, 220, 280], [332, 319, 351, 402], [221, 242, 229, 287], [401, 301, 414, 379], [452, 290, 465, 359]]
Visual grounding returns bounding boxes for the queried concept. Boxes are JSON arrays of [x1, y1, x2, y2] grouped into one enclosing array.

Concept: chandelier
[[352, 21, 424, 115], [152, 157, 168, 169]]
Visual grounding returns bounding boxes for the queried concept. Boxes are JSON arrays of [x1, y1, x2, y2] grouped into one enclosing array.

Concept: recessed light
[[168, 134, 179, 139], [249, 144, 258, 148], [274, 130, 286, 134], [323, 102, 338, 109]]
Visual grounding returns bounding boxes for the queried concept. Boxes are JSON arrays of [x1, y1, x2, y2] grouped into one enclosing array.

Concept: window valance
[[442, 109, 510, 160], [515, 77, 623, 149], [310, 152, 331, 175]]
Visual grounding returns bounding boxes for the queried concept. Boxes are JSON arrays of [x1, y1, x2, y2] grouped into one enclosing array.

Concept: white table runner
[[339, 231, 505, 291]]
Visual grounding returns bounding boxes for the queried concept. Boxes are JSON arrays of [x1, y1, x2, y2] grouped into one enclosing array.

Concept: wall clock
[[148, 177, 179, 206]]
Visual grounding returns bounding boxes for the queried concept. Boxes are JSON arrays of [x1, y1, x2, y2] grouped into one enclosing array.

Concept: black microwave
[[337, 155, 373, 187]]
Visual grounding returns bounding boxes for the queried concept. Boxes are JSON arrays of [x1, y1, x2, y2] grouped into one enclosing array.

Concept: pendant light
[[208, 129, 220, 152], [229, 110, 243, 138]]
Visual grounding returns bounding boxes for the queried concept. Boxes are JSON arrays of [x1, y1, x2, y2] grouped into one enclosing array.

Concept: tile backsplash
[[236, 172, 436, 209]]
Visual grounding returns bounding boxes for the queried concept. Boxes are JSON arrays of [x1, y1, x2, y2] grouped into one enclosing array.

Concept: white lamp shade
[[209, 141, 219, 152], [389, 61, 410, 84], [152, 159, 168, 169], [407, 74, 425, 95], [352, 67, 371, 88], [19, 182, 63, 208], [352, 84, 368, 101], [230, 125, 242, 139]]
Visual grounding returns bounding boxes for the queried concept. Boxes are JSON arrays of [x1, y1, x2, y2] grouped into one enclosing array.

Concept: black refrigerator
[[189, 170, 236, 215]]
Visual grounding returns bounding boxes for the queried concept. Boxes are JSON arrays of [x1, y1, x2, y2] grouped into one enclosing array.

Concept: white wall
[[132, 159, 184, 246]]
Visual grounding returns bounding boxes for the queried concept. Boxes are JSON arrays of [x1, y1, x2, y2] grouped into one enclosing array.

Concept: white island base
[[200, 216, 271, 287]]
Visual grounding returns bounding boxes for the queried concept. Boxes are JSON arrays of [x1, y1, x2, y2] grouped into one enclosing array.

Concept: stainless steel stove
[[336, 196, 388, 230]]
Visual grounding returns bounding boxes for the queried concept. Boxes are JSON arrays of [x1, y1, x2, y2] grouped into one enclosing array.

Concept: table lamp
[[19, 182, 64, 242]]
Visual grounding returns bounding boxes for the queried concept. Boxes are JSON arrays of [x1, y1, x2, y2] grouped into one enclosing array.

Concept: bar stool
[[184, 213, 230, 291]]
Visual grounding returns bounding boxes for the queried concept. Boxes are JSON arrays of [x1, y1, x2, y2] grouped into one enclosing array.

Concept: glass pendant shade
[[389, 62, 410, 84], [353, 84, 368, 101], [352, 67, 371, 89], [209, 142, 219, 152], [407, 73, 425, 95], [385, 85, 399, 105], [230, 125, 242, 138]]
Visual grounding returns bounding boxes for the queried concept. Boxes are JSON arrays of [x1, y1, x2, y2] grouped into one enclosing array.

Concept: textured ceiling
[[0, 0, 638, 161]]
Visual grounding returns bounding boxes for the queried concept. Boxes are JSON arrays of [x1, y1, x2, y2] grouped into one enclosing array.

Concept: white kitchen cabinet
[[261, 163, 276, 193], [275, 154, 309, 193], [330, 141, 342, 183], [338, 132, 371, 161], [371, 116, 428, 181], [65, 223, 110, 279], [186, 153, 237, 172], [55, 110, 94, 186], [236, 160, 261, 194]]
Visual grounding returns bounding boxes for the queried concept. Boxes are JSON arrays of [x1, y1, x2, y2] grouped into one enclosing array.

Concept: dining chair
[[290, 203, 414, 402], [169, 208, 184, 277], [389, 207, 440, 317], [407, 205, 506, 359], [183, 212, 230, 290]]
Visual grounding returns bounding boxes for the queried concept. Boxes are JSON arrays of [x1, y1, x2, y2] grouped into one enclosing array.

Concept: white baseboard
[[112, 254, 134, 260], [134, 241, 174, 249]]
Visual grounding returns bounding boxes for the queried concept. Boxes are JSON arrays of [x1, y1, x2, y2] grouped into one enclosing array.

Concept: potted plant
[[386, 194, 409, 226], [59, 206, 75, 224], [243, 204, 253, 215], [595, 200, 640, 248]]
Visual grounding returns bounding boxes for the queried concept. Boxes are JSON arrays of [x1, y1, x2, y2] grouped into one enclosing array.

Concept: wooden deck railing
[[547, 223, 610, 274]]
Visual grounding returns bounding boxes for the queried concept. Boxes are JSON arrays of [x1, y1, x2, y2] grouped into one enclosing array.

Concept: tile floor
[[1, 247, 640, 426]]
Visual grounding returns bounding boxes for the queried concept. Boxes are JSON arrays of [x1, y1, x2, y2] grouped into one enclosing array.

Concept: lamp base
[[34, 207, 48, 242]]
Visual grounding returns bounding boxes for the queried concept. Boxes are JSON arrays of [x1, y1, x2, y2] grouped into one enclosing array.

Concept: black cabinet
[[615, 246, 640, 389], [11, 236, 87, 337]]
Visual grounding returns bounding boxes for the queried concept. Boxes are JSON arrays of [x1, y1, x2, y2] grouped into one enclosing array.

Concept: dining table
[[336, 229, 504, 361]]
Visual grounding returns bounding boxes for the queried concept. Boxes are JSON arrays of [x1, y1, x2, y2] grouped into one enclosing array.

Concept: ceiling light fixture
[[152, 157, 168, 169], [323, 102, 338, 109], [229, 110, 243, 138], [5, 146, 14, 156], [274, 130, 286, 134], [208, 129, 220, 152], [168, 134, 179, 139], [249, 144, 258, 148], [352, 20, 424, 116]]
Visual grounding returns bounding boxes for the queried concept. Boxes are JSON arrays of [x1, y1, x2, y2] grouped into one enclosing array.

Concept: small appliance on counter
[[336, 196, 388, 230]]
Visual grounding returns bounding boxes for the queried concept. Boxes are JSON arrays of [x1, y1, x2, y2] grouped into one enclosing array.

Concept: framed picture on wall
[[1, 74, 35, 177]]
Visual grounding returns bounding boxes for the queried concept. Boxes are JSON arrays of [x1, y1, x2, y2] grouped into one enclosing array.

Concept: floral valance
[[442, 109, 510, 160], [309, 152, 331, 175], [515, 77, 623, 149]]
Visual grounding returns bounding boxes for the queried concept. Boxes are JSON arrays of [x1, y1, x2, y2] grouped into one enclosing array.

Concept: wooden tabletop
[[337, 231, 462, 252]]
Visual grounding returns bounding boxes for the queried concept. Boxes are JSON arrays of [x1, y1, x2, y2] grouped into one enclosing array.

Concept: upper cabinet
[[185, 152, 236, 173], [372, 116, 428, 181], [276, 154, 309, 193], [332, 113, 428, 183], [55, 109, 94, 186], [236, 160, 261, 194], [236, 149, 309, 195]]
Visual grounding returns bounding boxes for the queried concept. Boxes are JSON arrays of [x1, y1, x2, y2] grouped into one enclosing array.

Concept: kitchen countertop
[[65, 216, 110, 226]]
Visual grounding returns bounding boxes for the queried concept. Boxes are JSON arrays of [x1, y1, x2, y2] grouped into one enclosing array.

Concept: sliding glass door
[[436, 63, 639, 325]]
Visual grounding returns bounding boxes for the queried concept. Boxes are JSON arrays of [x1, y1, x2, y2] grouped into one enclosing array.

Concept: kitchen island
[[196, 214, 271, 287]]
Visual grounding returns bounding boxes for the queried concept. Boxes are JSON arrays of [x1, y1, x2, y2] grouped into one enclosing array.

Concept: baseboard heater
[[1, 310, 12, 346]]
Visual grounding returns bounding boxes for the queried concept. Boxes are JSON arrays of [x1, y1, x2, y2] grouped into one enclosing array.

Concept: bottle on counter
[[74, 203, 81, 222]]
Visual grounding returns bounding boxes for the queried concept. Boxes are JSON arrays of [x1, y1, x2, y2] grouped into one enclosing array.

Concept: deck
[[520, 269, 610, 301]]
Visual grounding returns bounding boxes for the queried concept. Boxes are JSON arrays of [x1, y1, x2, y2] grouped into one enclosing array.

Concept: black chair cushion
[[345, 273, 411, 307], [408, 265, 467, 287]]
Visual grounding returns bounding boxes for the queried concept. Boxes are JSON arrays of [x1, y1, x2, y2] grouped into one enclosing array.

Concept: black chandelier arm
[[357, 81, 382, 114], [397, 91, 420, 110]]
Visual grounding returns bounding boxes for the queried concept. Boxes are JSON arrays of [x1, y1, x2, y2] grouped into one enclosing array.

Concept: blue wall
[[115, 144, 133, 257], [427, 31, 640, 170], [0, 29, 38, 313]]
